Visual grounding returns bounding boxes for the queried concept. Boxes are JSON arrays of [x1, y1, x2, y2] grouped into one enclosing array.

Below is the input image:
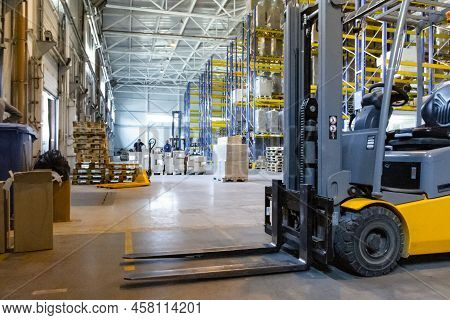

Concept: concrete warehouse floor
[[1, 173, 450, 300]]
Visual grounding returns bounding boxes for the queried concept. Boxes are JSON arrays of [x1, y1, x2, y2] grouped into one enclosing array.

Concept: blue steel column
[[208, 59, 213, 159], [184, 82, 191, 152], [230, 42, 236, 136], [226, 45, 230, 136], [199, 74, 204, 155], [355, 0, 366, 95], [246, 14, 252, 154], [241, 23, 245, 136], [250, 10, 257, 159]]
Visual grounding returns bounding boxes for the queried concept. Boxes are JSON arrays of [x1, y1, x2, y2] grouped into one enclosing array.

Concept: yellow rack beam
[[365, 67, 450, 80], [255, 133, 284, 138], [190, 93, 226, 99], [190, 101, 226, 107], [365, 24, 450, 40], [385, 60, 450, 71], [342, 34, 450, 51]]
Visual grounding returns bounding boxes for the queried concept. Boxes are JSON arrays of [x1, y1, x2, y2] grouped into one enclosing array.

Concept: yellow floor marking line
[[123, 231, 135, 272], [32, 288, 68, 296]]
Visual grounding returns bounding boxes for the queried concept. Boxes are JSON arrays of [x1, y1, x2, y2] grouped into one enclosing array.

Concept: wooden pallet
[[215, 177, 248, 182]]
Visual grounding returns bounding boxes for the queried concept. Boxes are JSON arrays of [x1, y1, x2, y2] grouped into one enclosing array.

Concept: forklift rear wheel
[[335, 206, 404, 277]]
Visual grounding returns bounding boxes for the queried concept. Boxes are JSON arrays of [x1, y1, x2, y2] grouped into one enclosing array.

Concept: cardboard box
[[214, 160, 249, 179], [53, 180, 71, 223], [0, 182, 5, 254], [13, 171, 53, 253], [214, 144, 248, 162], [217, 136, 242, 145]]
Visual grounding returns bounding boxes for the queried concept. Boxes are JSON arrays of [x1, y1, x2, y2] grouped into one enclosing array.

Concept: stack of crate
[[72, 122, 109, 185], [72, 162, 107, 185], [107, 163, 139, 183], [254, 156, 266, 170], [266, 147, 283, 173]]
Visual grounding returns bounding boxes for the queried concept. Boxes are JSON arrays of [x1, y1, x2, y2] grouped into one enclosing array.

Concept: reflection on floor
[[1, 172, 449, 299]]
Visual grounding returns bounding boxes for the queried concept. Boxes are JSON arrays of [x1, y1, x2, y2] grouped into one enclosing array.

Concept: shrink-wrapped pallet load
[[255, 76, 273, 98], [255, 109, 267, 134], [232, 88, 247, 105], [255, 0, 270, 27], [173, 151, 186, 174], [187, 155, 207, 175], [164, 154, 174, 175], [151, 150, 165, 175], [258, 37, 272, 57], [272, 73, 283, 95], [278, 110, 284, 133], [213, 136, 248, 182], [266, 110, 280, 133], [267, 0, 283, 30], [271, 38, 283, 57]]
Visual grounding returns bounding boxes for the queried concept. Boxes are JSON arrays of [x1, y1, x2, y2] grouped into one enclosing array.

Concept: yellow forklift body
[[341, 196, 450, 256]]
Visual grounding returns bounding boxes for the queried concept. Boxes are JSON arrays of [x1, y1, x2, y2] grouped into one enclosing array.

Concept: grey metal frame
[[371, 0, 412, 197]]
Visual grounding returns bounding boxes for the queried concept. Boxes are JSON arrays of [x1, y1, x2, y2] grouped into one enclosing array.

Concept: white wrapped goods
[[187, 155, 206, 174], [217, 135, 242, 145], [255, 76, 273, 98], [258, 37, 272, 57], [231, 88, 247, 105], [151, 151, 164, 174], [213, 137, 249, 181], [271, 39, 283, 57], [266, 110, 280, 133], [255, 0, 270, 27], [267, 0, 283, 30], [173, 151, 185, 174], [272, 73, 283, 95], [255, 109, 267, 134], [164, 156, 174, 175], [278, 110, 284, 133]]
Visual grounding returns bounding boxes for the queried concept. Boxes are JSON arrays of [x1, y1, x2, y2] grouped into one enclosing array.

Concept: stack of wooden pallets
[[107, 163, 139, 183], [266, 147, 283, 173], [72, 122, 109, 185], [72, 162, 107, 185], [73, 122, 109, 164]]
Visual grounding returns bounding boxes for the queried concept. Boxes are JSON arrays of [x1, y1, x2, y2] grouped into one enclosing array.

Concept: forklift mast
[[284, 1, 351, 207], [171, 110, 185, 151]]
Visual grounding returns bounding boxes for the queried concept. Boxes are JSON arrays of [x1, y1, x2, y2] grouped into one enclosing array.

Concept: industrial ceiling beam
[[104, 4, 242, 22], [106, 49, 226, 57], [114, 84, 187, 89], [103, 30, 233, 43]]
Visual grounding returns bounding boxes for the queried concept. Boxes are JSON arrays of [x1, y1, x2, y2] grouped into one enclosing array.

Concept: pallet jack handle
[[148, 138, 157, 176]]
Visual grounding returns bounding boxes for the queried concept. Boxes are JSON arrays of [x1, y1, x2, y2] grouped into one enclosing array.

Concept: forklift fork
[[122, 180, 333, 283]]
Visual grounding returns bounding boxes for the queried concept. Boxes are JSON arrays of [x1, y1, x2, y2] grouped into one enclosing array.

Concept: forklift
[[170, 111, 186, 151], [122, 0, 450, 281]]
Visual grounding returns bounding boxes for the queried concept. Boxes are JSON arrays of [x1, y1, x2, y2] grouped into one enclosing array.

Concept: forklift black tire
[[335, 206, 404, 277]]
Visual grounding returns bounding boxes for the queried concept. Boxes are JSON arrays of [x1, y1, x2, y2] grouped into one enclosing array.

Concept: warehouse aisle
[[1, 173, 450, 300]]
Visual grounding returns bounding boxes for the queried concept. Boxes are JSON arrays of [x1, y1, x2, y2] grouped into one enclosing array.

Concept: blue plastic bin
[[0, 124, 37, 181]]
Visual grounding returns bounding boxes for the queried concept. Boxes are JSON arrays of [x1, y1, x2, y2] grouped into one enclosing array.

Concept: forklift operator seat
[[353, 83, 409, 131], [386, 83, 450, 151], [421, 82, 450, 127]]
